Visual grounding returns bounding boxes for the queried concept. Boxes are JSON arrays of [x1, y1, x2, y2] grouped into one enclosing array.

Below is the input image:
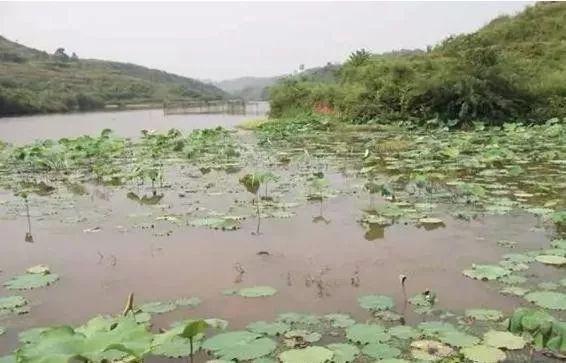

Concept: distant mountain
[[216, 63, 340, 101], [0, 35, 227, 116]]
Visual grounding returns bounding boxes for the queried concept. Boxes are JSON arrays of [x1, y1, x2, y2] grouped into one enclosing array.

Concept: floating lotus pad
[[346, 324, 390, 344], [139, 301, 177, 314], [238, 286, 277, 298], [247, 321, 290, 336], [524, 291, 566, 310], [202, 331, 276, 361], [361, 342, 401, 359], [465, 309, 504, 321], [358, 295, 394, 311], [324, 313, 355, 328], [462, 264, 510, 281], [388, 325, 420, 340], [0, 295, 27, 311], [461, 344, 506, 363], [535, 255, 566, 265], [279, 346, 333, 363], [3, 272, 59, 290], [327, 343, 359, 363], [483, 330, 526, 350], [175, 297, 201, 307]]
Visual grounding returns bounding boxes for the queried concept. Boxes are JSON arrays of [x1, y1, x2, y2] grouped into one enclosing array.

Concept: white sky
[[0, 1, 533, 81]]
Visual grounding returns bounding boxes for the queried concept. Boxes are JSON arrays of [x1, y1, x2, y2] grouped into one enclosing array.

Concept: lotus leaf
[[0, 327, 4, 336], [279, 346, 334, 363], [277, 313, 320, 325], [175, 297, 201, 307], [324, 313, 355, 328], [0, 295, 27, 311], [327, 343, 359, 363], [373, 310, 403, 322], [500, 286, 529, 296], [461, 345, 506, 363], [410, 340, 454, 361], [284, 329, 322, 343], [551, 239, 566, 249], [498, 275, 527, 285], [418, 217, 443, 225], [418, 321, 458, 337], [462, 264, 510, 281], [538, 282, 559, 290], [252, 359, 276, 363], [524, 291, 566, 310], [502, 253, 533, 263], [483, 330, 525, 350], [362, 343, 400, 359], [139, 301, 176, 314], [465, 309, 504, 321], [238, 286, 277, 298], [3, 272, 59, 290], [358, 295, 394, 311], [389, 325, 419, 340], [202, 331, 276, 361], [498, 260, 529, 272], [247, 321, 290, 336], [346, 324, 390, 344], [376, 360, 410, 363], [437, 330, 480, 348], [535, 255, 566, 265], [152, 333, 202, 358], [408, 293, 433, 307], [0, 356, 14, 363], [26, 264, 50, 274], [134, 312, 151, 324], [19, 327, 48, 344]]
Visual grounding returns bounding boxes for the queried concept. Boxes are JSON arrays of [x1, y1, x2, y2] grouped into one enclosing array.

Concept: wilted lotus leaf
[[410, 340, 454, 361]]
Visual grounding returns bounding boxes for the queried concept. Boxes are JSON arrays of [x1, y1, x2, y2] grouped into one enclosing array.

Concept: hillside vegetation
[[269, 2, 566, 126], [0, 36, 227, 116]]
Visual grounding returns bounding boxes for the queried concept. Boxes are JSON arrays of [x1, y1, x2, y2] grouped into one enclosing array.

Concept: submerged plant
[[16, 191, 33, 243]]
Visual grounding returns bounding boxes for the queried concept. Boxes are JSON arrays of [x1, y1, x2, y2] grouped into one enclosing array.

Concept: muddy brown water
[[0, 111, 562, 360], [0, 109, 258, 144]]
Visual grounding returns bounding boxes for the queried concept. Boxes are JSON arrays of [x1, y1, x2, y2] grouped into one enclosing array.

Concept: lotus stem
[[122, 292, 134, 316]]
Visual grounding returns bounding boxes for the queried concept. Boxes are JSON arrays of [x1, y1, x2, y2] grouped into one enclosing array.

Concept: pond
[[0, 107, 264, 144], [0, 117, 564, 362]]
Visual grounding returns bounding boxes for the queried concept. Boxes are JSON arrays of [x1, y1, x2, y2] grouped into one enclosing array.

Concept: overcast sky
[[0, 1, 533, 81]]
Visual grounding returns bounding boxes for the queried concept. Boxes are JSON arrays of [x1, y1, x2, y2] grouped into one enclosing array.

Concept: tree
[[53, 47, 69, 61], [347, 48, 371, 67], [71, 52, 79, 61]]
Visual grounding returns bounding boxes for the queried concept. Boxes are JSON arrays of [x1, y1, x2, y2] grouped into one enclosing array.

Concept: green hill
[[0, 36, 228, 116], [269, 2, 566, 125]]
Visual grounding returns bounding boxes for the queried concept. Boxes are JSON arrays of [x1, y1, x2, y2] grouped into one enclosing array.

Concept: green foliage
[[0, 35, 226, 116], [269, 3, 566, 124]]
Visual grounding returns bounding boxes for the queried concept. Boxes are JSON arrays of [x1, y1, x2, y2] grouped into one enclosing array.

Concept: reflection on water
[[364, 223, 385, 241]]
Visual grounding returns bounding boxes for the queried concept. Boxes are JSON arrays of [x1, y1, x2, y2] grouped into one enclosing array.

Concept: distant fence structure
[[163, 100, 267, 116]]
